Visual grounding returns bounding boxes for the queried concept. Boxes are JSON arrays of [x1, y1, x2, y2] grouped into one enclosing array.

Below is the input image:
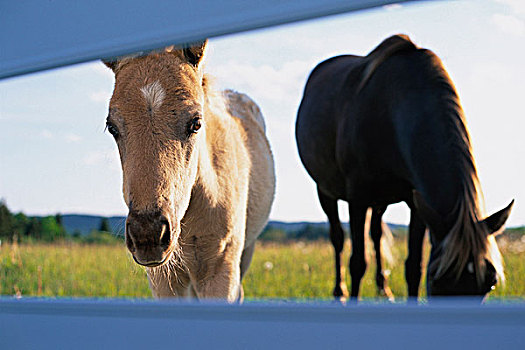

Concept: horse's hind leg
[[370, 206, 394, 301], [348, 202, 368, 301], [405, 209, 426, 302], [317, 187, 348, 301]]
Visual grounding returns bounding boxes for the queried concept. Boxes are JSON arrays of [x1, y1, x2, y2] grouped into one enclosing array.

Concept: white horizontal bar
[[0, 0, 423, 79], [1, 298, 524, 349]]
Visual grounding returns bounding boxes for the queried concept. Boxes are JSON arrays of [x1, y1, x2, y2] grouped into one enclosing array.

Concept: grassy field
[[1, 234, 524, 301]]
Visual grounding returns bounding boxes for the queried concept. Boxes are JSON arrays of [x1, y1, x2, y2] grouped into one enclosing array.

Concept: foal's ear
[[181, 40, 208, 68], [102, 59, 118, 72], [480, 200, 514, 234], [412, 190, 445, 233], [102, 55, 139, 74]]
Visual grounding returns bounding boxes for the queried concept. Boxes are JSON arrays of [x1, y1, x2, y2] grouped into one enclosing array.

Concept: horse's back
[[223, 90, 275, 247], [296, 34, 447, 203], [342, 39, 467, 207], [296, 54, 363, 199], [300, 54, 362, 105]]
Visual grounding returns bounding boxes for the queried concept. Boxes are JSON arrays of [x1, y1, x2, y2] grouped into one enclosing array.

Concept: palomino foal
[[104, 41, 275, 302]]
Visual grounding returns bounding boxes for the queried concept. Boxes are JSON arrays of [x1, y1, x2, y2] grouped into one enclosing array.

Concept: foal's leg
[[370, 206, 394, 301], [348, 202, 368, 301], [238, 242, 257, 303], [240, 242, 256, 281], [190, 233, 243, 302], [405, 210, 426, 302], [317, 187, 348, 301]]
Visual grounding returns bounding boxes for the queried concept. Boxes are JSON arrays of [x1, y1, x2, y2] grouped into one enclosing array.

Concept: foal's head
[[103, 41, 208, 267]]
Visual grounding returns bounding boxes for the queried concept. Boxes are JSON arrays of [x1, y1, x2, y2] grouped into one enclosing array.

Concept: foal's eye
[[106, 122, 120, 139], [189, 117, 202, 134]]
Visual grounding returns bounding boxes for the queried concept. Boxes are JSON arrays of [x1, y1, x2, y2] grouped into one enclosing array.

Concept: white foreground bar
[[0, 0, 423, 79], [1, 298, 524, 349]]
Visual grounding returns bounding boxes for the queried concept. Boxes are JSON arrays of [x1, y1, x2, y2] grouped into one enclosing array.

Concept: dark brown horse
[[296, 34, 513, 301]]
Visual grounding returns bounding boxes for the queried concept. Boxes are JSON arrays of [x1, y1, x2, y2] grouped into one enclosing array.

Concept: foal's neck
[[193, 107, 229, 204]]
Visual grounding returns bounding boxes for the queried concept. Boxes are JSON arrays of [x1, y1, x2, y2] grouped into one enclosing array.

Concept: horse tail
[[364, 209, 394, 266], [381, 220, 395, 266], [357, 34, 418, 92]]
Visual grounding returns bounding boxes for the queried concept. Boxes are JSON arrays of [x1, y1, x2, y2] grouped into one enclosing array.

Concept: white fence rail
[[1, 298, 524, 349], [0, 0, 424, 79]]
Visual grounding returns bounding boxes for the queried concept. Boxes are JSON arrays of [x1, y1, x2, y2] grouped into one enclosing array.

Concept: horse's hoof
[[332, 296, 347, 305], [333, 285, 349, 299], [379, 286, 395, 303]]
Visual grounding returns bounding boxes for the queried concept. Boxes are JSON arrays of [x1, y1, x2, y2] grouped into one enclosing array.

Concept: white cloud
[[471, 61, 512, 84], [83, 149, 119, 167], [208, 59, 315, 137], [210, 60, 312, 104], [89, 90, 112, 103], [40, 129, 53, 139], [64, 133, 82, 143], [496, 0, 525, 15], [210, 60, 317, 131], [492, 13, 525, 36], [89, 62, 115, 79]]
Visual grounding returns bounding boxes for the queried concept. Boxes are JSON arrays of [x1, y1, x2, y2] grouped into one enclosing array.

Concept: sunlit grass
[[0, 242, 150, 297], [244, 236, 429, 300], [1, 234, 523, 300]]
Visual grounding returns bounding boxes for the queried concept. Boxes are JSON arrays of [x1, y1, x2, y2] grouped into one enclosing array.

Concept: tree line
[[259, 224, 329, 242], [0, 199, 330, 244], [0, 200, 118, 244]]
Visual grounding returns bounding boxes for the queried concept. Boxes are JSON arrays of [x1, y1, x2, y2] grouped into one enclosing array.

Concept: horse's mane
[[359, 35, 503, 285], [419, 50, 504, 285], [357, 34, 418, 92]]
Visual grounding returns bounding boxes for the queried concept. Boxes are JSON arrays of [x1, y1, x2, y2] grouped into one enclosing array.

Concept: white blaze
[[141, 80, 165, 112]]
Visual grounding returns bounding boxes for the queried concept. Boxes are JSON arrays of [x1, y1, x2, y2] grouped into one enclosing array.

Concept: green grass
[[0, 243, 150, 297], [1, 234, 524, 300]]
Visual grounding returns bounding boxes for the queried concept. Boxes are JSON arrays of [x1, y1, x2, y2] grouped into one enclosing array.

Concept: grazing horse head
[[414, 191, 513, 297], [103, 41, 208, 267]]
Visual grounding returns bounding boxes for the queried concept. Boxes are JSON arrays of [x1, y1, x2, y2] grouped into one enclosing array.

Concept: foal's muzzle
[[125, 210, 176, 267]]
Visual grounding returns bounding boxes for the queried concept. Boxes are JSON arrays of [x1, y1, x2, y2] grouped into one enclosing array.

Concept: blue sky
[[0, 0, 524, 226]]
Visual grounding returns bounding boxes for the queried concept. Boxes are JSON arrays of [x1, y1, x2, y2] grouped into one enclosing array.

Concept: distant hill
[[62, 215, 126, 236], [266, 221, 407, 237], [60, 215, 407, 237]]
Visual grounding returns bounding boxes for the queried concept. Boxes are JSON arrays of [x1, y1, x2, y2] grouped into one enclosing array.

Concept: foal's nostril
[[125, 227, 136, 253], [125, 211, 173, 264], [159, 217, 171, 247]]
